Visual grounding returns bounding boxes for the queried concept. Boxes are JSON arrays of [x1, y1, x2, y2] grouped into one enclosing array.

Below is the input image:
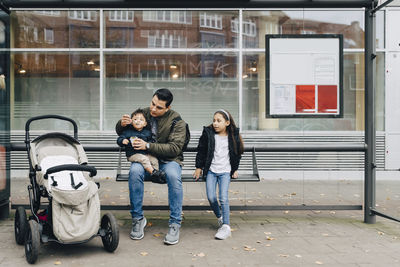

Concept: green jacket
[[115, 107, 186, 165]]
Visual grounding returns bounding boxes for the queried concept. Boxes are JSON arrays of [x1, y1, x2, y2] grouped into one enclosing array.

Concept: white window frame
[[231, 18, 256, 37], [199, 12, 222, 30], [33, 11, 61, 16], [143, 10, 192, 24], [109, 11, 134, 22], [68, 10, 97, 21], [44, 28, 54, 44]]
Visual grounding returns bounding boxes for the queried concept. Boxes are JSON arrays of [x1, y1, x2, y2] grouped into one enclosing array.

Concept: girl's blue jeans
[[206, 171, 231, 225]]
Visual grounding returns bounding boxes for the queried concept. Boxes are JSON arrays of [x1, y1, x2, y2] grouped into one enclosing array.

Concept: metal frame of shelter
[[1, 0, 397, 224]]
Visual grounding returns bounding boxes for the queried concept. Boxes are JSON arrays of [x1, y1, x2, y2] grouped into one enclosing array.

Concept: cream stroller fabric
[[29, 134, 100, 243]]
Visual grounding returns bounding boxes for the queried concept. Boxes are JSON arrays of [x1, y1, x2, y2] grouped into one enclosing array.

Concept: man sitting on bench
[[115, 88, 187, 245]]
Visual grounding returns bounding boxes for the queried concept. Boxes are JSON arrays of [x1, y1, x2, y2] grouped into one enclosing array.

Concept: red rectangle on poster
[[296, 85, 315, 113], [318, 85, 338, 113]]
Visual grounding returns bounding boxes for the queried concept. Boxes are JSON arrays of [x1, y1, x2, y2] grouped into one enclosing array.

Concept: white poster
[[270, 84, 295, 114], [267, 35, 342, 117]]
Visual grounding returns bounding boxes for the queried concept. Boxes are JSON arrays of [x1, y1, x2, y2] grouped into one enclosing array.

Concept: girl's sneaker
[[217, 216, 223, 228], [215, 224, 231, 240]]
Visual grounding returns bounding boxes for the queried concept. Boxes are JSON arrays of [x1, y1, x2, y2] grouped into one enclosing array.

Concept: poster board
[[266, 34, 343, 118]]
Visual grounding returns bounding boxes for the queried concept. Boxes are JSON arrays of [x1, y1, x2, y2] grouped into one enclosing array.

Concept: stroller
[[14, 115, 119, 264]]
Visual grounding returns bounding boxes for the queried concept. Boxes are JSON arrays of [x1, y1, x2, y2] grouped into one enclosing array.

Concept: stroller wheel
[[25, 220, 40, 264], [15, 206, 28, 245], [101, 213, 119, 252]]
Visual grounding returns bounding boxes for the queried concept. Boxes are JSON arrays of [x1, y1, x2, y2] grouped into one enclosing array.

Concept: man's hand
[[122, 139, 129, 145], [193, 168, 202, 181], [121, 114, 132, 127], [132, 138, 147, 150], [232, 170, 238, 179]]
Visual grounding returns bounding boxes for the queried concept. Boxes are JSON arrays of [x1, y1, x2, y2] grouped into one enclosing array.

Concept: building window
[[200, 13, 222, 30], [44, 28, 54, 44], [147, 30, 187, 48], [109, 11, 134, 22], [33, 27, 38, 42], [68, 11, 97, 21], [33, 11, 61, 16], [231, 19, 256, 37], [143, 11, 192, 24]]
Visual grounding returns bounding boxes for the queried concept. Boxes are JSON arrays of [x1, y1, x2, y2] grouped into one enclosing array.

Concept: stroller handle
[[44, 164, 97, 179], [25, 115, 78, 143]]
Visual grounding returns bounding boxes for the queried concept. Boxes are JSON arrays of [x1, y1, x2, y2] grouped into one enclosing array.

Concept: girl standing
[[193, 109, 244, 239]]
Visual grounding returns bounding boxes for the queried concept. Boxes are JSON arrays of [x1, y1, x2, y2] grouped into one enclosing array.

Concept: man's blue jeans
[[128, 161, 183, 225], [206, 171, 231, 225]]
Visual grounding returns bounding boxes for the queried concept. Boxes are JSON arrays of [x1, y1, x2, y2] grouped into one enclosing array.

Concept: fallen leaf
[[295, 254, 302, 258], [266, 236, 275, 241], [153, 233, 161, 237], [264, 232, 272, 235], [265, 244, 271, 247], [256, 240, 262, 243], [291, 192, 297, 195], [378, 231, 385, 235], [206, 210, 213, 213], [196, 252, 205, 257], [54, 261, 62, 265], [315, 261, 323, 265], [284, 211, 289, 214], [278, 254, 289, 257], [140, 252, 148, 256], [147, 222, 153, 227], [231, 228, 237, 232], [330, 211, 336, 214], [322, 233, 330, 237], [243, 245, 252, 251]]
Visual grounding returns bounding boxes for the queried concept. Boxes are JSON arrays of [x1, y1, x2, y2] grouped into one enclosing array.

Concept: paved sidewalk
[[1, 177, 400, 266]]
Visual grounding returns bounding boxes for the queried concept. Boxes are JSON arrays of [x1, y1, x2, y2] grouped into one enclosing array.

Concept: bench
[[115, 145, 260, 182]]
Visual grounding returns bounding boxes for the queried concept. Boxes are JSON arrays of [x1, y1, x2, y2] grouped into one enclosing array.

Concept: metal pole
[[364, 5, 376, 224]]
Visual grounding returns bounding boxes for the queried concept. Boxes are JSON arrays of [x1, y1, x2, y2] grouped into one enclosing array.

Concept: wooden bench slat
[[116, 173, 260, 182]]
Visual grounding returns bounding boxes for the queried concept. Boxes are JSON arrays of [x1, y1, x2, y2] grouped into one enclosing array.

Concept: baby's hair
[[131, 108, 148, 124], [213, 109, 244, 155]]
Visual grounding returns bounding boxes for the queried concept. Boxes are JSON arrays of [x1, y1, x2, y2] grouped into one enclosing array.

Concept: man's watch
[[146, 143, 150, 150]]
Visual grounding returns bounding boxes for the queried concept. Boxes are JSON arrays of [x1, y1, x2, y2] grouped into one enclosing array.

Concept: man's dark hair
[[153, 88, 173, 107], [131, 108, 147, 123]]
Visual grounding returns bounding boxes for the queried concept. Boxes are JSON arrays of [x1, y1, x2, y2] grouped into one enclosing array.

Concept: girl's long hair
[[211, 110, 244, 155]]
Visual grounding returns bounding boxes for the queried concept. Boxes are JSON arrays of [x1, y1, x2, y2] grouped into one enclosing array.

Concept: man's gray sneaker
[[130, 217, 147, 240], [164, 223, 180, 245]]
